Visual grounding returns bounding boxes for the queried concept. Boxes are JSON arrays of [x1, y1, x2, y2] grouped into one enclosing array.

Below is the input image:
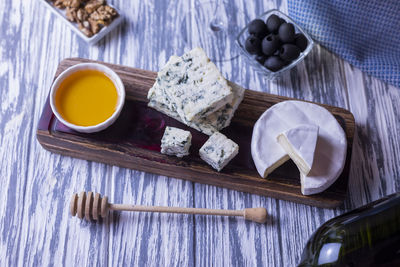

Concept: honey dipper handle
[[110, 204, 242, 216], [109, 204, 267, 223]]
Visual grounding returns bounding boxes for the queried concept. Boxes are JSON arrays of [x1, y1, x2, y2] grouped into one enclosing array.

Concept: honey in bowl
[[55, 69, 118, 127]]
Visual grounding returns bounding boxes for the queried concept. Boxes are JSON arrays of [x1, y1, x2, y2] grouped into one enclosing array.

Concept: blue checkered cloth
[[288, 0, 400, 88]]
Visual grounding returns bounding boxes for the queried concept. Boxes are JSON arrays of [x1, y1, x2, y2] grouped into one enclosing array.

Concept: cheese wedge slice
[[251, 100, 347, 195], [276, 124, 319, 176]]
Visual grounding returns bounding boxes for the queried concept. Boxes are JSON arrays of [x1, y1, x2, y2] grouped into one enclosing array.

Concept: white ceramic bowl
[[49, 63, 125, 133]]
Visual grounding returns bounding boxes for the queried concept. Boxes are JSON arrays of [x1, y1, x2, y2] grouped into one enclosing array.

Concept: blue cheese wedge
[[161, 126, 192, 157], [148, 80, 244, 135], [149, 47, 233, 122], [199, 132, 239, 171]]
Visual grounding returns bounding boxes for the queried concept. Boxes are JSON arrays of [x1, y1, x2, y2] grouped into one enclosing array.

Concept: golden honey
[[55, 69, 118, 126]]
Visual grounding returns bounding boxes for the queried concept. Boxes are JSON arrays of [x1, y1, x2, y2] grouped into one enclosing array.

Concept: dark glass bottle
[[298, 193, 400, 266]]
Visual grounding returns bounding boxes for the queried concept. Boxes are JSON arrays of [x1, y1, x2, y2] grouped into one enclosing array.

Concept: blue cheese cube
[[199, 132, 239, 171], [161, 126, 192, 157]]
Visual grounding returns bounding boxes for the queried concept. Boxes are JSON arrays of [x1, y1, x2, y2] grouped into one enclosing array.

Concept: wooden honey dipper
[[70, 192, 268, 223]]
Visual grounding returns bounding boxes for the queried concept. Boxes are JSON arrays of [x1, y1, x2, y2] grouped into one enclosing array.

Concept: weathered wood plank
[[1, 0, 399, 266], [0, 0, 195, 266], [2, 1, 114, 265], [343, 62, 400, 206], [189, 0, 358, 265], [105, 1, 196, 266]]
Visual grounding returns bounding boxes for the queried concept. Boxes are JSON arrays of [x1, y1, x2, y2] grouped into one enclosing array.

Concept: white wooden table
[[1, 0, 399, 266]]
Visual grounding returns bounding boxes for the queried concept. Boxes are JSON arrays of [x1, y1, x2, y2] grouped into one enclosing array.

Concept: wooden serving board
[[37, 58, 355, 208]]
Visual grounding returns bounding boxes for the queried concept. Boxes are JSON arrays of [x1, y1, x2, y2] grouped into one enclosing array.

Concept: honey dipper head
[[70, 192, 109, 220], [244, 207, 268, 223]]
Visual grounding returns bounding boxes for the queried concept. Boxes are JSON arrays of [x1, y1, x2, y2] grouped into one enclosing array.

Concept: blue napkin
[[288, 0, 400, 88]]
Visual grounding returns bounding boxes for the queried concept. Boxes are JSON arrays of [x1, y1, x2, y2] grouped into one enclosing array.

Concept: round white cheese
[[251, 100, 347, 195]]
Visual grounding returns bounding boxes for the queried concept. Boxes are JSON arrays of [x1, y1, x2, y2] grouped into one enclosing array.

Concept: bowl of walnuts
[[42, 0, 123, 44], [236, 9, 314, 79]]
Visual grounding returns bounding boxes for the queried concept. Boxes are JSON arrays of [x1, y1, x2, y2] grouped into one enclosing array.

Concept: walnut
[[89, 10, 100, 20], [69, 0, 82, 8], [78, 21, 93, 37], [53, 0, 67, 9], [84, 0, 104, 13], [90, 5, 117, 26], [53, 0, 81, 9], [76, 8, 89, 22], [66, 7, 78, 22], [103, 5, 117, 17], [88, 18, 102, 34]]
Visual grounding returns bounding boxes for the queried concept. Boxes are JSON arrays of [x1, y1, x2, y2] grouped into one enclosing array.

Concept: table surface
[[1, 0, 399, 266]]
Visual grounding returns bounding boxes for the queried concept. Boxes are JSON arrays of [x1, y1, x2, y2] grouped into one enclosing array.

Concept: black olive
[[264, 56, 286, 71], [294, 33, 308, 51], [279, 44, 300, 61], [248, 19, 269, 39], [245, 35, 262, 55], [255, 54, 268, 65], [266, 14, 283, 33], [261, 34, 280, 55], [278, 23, 295, 43]]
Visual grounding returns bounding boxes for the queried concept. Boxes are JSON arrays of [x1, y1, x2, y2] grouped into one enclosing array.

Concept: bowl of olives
[[236, 9, 313, 78]]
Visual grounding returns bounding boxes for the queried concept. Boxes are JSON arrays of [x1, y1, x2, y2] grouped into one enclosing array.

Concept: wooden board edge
[[36, 130, 344, 209]]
